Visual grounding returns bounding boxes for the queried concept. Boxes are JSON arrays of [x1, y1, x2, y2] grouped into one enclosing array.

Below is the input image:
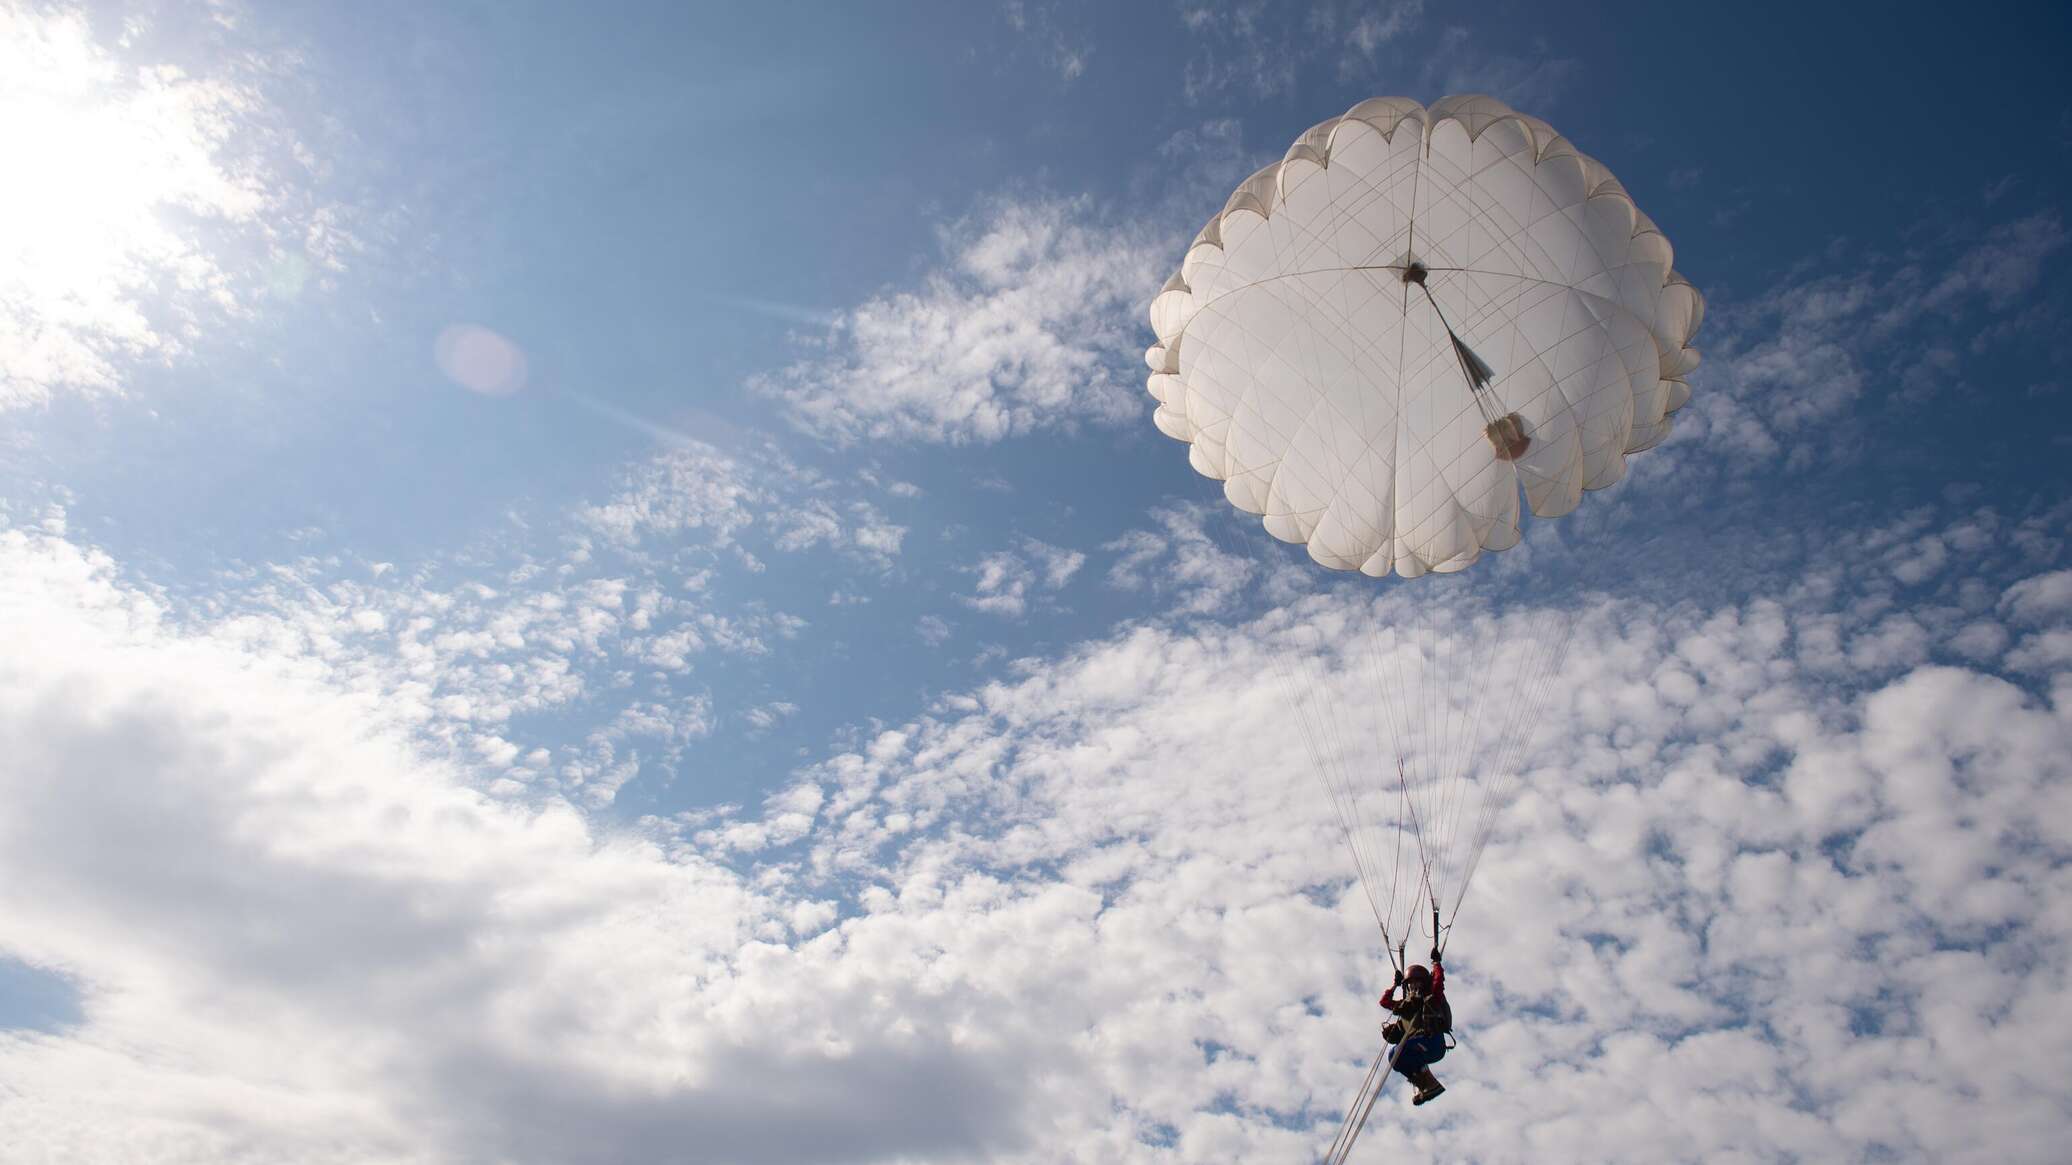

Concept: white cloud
[[2002, 568, 2072, 625], [1002, 0, 1093, 82], [581, 440, 908, 571], [779, 517, 2072, 1163], [1680, 210, 2066, 475], [1103, 504, 1268, 615], [612, 694, 717, 746], [577, 441, 765, 550], [858, 468, 924, 499], [1417, 25, 1578, 112], [0, 528, 1021, 1163], [1925, 211, 2068, 312], [1029, 540, 1086, 589], [16, 499, 805, 812], [1176, 1, 1424, 102], [916, 614, 953, 646], [770, 498, 908, 570], [958, 537, 1085, 618], [1, 490, 2070, 1162], [755, 198, 1166, 444], [743, 700, 801, 733], [1346, 3, 1419, 59], [962, 552, 1035, 616], [1946, 618, 2009, 661], [551, 694, 718, 806], [2006, 628, 2072, 674]]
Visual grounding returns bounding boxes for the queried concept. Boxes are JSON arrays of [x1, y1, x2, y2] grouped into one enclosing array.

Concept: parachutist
[[1158, 96, 1705, 1164], [1381, 958, 1451, 1106]]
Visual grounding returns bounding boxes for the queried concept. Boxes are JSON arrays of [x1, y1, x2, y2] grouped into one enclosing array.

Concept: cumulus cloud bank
[[3, 481, 2069, 1163]]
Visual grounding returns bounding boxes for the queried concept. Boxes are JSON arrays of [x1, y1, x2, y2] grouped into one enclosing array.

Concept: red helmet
[[1405, 964, 1431, 985]]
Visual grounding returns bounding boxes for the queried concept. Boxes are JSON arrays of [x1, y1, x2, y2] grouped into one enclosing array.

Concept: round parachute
[[1147, 94, 1702, 578], [1155, 97, 1704, 1152]]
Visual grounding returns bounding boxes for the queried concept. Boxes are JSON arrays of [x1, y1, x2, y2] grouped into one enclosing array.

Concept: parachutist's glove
[[1430, 947, 1442, 964], [1393, 969, 1405, 986]]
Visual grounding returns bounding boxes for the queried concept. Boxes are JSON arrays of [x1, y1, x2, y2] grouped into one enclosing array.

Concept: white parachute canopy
[[1158, 93, 1704, 954], [1147, 94, 1703, 579]]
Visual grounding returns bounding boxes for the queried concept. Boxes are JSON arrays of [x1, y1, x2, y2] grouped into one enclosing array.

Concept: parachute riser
[[1406, 263, 1531, 458]]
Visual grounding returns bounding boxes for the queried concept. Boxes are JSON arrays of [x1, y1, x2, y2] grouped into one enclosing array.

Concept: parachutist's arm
[[1430, 959, 1444, 997], [1381, 964, 1404, 1008]]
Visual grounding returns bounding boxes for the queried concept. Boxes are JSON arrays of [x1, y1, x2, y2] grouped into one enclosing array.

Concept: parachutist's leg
[[1408, 1068, 1445, 1106]]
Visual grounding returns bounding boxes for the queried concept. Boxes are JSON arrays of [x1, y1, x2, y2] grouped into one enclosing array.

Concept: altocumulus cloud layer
[[3, 491, 2070, 1163]]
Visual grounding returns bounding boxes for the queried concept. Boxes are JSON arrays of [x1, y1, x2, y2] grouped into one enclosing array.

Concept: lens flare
[[434, 325, 528, 396]]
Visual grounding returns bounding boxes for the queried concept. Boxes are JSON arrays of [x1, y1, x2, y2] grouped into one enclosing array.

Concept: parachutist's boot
[[1410, 1070, 1445, 1106]]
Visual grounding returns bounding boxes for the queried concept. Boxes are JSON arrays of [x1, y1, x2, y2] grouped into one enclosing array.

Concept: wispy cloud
[[1417, 25, 1578, 112], [958, 537, 1086, 617], [743, 699, 801, 733], [1675, 209, 2066, 473], [755, 197, 1166, 444], [916, 612, 954, 646], [1176, 0, 1426, 103], [577, 438, 908, 573], [1003, 0, 1094, 83], [1104, 503, 1265, 615]]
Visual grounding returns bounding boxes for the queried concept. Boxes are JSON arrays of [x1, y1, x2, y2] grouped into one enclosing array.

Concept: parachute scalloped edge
[[1144, 94, 1706, 579]]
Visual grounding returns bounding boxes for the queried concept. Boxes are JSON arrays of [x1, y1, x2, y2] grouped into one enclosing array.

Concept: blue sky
[[3, 2, 2071, 1162]]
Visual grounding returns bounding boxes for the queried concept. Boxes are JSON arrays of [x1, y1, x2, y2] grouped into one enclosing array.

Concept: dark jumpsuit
[[1380, 960, 1451, 1075]]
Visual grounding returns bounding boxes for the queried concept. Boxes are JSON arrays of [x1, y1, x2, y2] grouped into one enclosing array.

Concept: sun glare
[[0, 7, 266, 404]]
